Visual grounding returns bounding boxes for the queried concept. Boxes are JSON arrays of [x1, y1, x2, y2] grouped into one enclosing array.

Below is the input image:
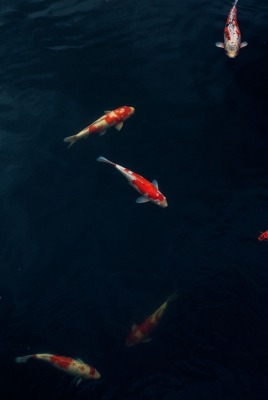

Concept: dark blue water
[[1, 0, 268, 398]]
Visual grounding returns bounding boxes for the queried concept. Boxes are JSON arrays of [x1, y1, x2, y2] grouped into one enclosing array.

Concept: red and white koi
[[258, 230, 268, 241], [126, 294, 177, 347], [216, 0, 248, 58], [63, 106, 135, 148], [97, 156, 168, 208], [15, 353, 100, 383]]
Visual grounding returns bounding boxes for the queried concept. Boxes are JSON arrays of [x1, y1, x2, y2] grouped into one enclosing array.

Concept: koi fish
[[126, 294, 177, 347], [258, 231, 268, 241], [215, 0, 248, 58], [15, 353, 100, 384], [63, 106, 135, 148], [97, 156, 168, 207]]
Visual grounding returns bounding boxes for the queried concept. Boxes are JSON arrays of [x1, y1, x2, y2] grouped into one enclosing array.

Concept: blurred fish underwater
[[1, 0, 268, 399]]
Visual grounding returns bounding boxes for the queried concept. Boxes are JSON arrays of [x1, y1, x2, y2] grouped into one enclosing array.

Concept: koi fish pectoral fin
[[215, 42, 225, 48], [240, 42, 248, 48], [115, 122, 124, 131], [136, 196, 150, 204], [151, 179, 159, 189], [99, 130, 107, 136]]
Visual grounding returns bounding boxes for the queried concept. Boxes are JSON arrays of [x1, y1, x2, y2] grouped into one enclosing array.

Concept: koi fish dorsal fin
[[215, 42, 225, 48], [104, 110, 112, 114], [115, 122, 123, 131], [76, 358, 84, 363], [152, 179, 159, 189], [136, 196, 150, 204]]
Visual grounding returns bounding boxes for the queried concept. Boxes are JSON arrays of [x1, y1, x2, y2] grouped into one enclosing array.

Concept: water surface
[[1, 0, 268, 398]]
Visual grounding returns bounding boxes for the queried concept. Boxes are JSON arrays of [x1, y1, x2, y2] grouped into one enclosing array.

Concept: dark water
[[1, 0, 268, 398]]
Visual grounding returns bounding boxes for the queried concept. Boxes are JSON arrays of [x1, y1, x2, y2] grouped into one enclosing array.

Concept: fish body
[[216, 0, 247, 58], [258, 231, 268, 241], [97, 156, 167, 208], [63, 106, 135, 148], [15, 353, 100, 382], [126, 294, 177, 347]]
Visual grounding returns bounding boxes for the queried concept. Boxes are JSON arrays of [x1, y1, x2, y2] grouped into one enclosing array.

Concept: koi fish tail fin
[[167, 293, 178, 304], [15, 355, 33, 363], [96, 156, 115, 166], [63, 135, 80, 149], [233, 0, 238, 7]]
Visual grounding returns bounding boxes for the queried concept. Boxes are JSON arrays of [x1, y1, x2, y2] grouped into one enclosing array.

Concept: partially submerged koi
[[15, 353, 100, 384], [126, 294, 177, 347]]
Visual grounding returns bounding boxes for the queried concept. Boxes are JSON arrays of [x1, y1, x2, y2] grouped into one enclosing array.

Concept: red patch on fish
[[104, 107, 132, 125], [88, 124, 99, 133], [132, 177, 164, 201], [224, 27, 231, 41], [104, 113, 117, 124], [137, 318, 156, 336], [50, 356, 73, 369], [258, 231, 268, 241]]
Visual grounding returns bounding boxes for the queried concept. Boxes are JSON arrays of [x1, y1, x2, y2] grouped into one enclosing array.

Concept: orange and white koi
[[216, 0, 248, 58], [15, 353, 100, 384], [258, 230, 268, 241], [126, 294, 177, 347], [63, 106, 135, 148], [97, 156, 168, 208]]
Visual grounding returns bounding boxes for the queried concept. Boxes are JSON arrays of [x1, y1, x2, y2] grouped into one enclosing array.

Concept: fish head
[[225, 43, 240, 58], [153, 192, 168, 208], [159, 197, 168, 208], [89, 367, 101, 379], [122, 106, 135, 120]]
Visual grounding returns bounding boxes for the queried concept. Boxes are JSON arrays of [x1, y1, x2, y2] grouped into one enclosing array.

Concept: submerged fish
[[63, 106, 135, 148], [258, 231, 268, 241], [126, 294, 177, 347], [97, 156, 167, 207], [215, 0, 247, 58], [15, 353, 100, 384]]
